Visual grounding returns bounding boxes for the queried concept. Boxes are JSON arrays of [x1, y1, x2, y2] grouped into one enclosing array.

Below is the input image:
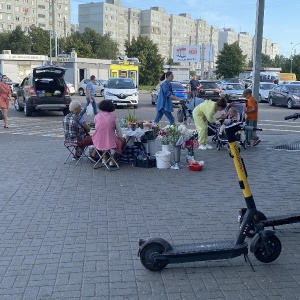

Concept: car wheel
[[63, 107, 70, 116], [78, 88, 85, 96], [14, 98, 24, 111], [287, 99, 293, 109], [24, 102, 32, 116], [100, 89, 104, 97], [133, 105, 138, 109], [268, 97, 275, 106]]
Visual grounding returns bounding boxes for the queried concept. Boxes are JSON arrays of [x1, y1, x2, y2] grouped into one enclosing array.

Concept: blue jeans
[[245, 119, 258, 143], [154, 109, 174, 125], [80, 97, 97, 117]]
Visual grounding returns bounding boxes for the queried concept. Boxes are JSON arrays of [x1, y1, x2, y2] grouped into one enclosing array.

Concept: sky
[[71, 0, 300, 57]]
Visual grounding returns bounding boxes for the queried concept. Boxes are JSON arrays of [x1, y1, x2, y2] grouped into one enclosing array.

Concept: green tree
[[60, 32, 95, 58], [125, 36, 164, 85], [28, 25, 50, 55], [0, 31, 10, 53], [166, 58, 180, 66], [8, 25, 31, 54], [215, 42, 246, 78]]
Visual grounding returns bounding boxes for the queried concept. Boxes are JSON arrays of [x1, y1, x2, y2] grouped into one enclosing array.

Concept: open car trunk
[[35, 78, 65, 99]]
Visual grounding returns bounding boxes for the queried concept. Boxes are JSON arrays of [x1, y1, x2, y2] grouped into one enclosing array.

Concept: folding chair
[[93, 148, 119, 171], [64, 142, 90, 165]]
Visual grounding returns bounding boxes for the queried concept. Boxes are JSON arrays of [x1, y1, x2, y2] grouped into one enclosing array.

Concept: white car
[[78, 79, 107, 97], [248, 83, 275, 103], [104, 78, 138, 108], [65, 81, 75, 95]]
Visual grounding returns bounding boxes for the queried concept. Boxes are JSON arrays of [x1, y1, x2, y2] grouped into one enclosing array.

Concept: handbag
[[0, 109, 3, 120], [86, 103, 94, 116]]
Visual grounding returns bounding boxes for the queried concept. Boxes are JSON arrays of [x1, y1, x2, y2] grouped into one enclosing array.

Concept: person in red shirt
[[243, 89, 261, 146]]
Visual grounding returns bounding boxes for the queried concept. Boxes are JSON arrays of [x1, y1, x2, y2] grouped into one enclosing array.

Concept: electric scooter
[[138, 123, 282, 271], [238, 113, 300, 237]]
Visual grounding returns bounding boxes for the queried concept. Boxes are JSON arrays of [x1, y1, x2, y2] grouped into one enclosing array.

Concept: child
[[243, 89, 261, 146], [219, 107, 239, 136]]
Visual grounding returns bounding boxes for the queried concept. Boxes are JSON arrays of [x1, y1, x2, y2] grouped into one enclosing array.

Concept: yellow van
[[278, 73, 297, 81]]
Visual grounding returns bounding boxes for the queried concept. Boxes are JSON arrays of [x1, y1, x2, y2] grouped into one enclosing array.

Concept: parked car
[[219, 83, 246, 102], [283, 81, 300, 84], [13, 65, 71, 116], [248, 82, 275, 103], [197, 80, 220, 100], [180, 79, 190, 88], [222, 78, 242, 84], [78, 79, 107, 97], [151, 81, 187, 105], [65, 81, 75, 96], [104, 77, 138, 108], [268, 84, 300, 109]]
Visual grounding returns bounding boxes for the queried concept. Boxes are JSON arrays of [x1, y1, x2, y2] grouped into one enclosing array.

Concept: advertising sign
[[173, 45, 201, 62]]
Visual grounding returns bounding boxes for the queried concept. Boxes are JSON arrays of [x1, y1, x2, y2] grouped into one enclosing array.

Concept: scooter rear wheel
[[254, 235, 281, 263], [140, 242, 169, 271]]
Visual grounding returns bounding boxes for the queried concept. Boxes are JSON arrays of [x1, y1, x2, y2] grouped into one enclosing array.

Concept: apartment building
[[0, 0, 71, 37], [78, 0, 278, 76]]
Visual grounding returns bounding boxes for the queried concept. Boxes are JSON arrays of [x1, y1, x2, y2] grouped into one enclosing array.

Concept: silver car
[[248, 83, 275, 103], [78, 79, 107, 97], [219, 83, 246, 102]]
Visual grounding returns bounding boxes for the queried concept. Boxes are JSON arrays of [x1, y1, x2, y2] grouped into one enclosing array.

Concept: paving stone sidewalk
[[0, 132, 300, 300]]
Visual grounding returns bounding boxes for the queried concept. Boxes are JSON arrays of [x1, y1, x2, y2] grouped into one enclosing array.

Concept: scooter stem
[[225, 123, 256, 209]]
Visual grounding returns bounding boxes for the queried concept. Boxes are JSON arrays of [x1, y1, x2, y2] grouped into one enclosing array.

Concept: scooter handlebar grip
[[284, 113, 299, 120]]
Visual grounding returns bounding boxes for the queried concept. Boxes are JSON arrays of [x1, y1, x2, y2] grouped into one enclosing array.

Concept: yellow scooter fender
[[250, 230, 275, 253]]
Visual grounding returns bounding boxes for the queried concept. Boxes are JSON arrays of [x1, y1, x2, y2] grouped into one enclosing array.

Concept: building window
[[38, 5, 45, 9], [7, 4, 12, 10], [38, 23, 45, 27], [8, 24, 12, 30], [32, 1, 35, 4], [8, 15, 12, 20], [38, 14, 45, 18], [15, 6, 19, 11], [0, 4, 2, 9], [16, 16, 19, 21], [0, 14, 2, 20]]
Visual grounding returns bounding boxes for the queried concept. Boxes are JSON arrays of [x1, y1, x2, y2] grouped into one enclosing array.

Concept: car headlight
[[292, 95, 300, 100], [132, 92, 138, 96]]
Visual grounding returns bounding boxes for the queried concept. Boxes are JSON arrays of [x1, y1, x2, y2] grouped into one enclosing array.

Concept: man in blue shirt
[[80, 75, 97, 116], [153, 72, 181, 125]]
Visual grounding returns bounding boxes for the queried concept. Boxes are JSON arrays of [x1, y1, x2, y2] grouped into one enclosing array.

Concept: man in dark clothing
[[189, 75, 200, 98]]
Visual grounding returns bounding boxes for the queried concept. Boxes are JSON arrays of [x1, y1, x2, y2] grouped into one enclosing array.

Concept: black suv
[[14, 66, 71, 116]]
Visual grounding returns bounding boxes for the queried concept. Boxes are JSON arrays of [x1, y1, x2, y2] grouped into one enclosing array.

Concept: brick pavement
[[0, 131, 300, 300]]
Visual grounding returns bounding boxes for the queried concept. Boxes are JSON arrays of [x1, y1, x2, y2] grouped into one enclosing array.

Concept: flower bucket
[[155, 151, 171, 169]]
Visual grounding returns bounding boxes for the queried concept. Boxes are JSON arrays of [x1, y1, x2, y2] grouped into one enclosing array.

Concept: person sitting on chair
[[92, 100, 126, 167], [63, 100, 93, 160]]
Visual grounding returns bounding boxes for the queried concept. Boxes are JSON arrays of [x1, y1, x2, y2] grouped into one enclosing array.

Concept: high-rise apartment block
[[0, 0, 71, 37], [79, 0, 278, 68]]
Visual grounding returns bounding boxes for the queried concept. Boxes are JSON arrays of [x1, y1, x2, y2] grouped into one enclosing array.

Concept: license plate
[[205, 91, 213, 94], [116, 103, 124, 105]]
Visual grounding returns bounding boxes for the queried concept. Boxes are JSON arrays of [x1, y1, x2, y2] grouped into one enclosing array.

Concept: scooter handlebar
[[284, 113, 300, 120]]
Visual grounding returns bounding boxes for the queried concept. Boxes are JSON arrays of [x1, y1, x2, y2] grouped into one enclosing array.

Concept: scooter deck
[[262, 214, 300, 227], [164, 240, 248, 264]]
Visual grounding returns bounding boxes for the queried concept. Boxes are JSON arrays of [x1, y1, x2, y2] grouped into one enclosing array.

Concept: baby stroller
[[177, 97, 204, 124], [212, 100, 247, 151]]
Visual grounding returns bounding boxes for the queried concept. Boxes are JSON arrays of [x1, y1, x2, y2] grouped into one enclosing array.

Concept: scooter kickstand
[[244, 253, 255, 272]]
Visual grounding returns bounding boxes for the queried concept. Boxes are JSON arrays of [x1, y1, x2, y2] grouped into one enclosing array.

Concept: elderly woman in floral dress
[[0, 75, 13, 128]]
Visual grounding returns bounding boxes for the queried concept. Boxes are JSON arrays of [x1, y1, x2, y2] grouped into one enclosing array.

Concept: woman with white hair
[[63, 100, 93, 159]]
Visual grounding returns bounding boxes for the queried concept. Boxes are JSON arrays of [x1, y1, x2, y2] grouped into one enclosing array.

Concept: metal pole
[[252, 0, 265, 103], [290, 43, 293, 73], [201, 44, 205, 80], [55, 32, 58, 57], [49, 30, 52, 65]]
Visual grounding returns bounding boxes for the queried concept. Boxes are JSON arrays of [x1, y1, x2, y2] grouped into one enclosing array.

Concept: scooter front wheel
[[140, 242, 169, 271], [254, 235, 281, 263]]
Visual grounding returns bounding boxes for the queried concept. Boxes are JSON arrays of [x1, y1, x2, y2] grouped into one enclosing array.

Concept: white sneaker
[[205, 144, 213, 149], [198, 145, 207, 150]]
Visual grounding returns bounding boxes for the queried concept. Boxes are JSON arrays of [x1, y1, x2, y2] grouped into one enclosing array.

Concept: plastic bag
[[86, 103, 94, 116], [0, 109, 3, 120]]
